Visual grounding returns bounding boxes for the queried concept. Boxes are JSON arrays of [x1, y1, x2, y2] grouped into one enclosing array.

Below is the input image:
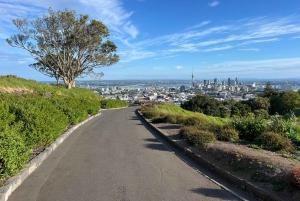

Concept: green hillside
[[0, 75, 104, 183]]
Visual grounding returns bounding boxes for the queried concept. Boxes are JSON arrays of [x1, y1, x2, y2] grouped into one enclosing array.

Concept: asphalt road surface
[[8, 107, 253, 201]]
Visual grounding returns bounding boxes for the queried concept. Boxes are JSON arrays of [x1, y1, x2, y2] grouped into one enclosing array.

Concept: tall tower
[[192, 70, 194, 87]]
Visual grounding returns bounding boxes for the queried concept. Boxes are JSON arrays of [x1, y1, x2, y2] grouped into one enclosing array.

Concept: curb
[[136, 110, 281, 201], [0, 112, 102, 201]]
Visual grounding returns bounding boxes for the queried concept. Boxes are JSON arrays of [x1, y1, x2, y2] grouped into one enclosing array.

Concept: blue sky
[[1, 0, 300, 81]]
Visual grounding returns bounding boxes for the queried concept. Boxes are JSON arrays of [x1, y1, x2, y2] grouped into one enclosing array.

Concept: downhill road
[[8, 107, 250, 201]]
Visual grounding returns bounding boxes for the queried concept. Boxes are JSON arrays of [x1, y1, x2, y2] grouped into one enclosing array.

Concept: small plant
[[255, 131, 293, 152], [249, 144, 261, 150], [289, 166, 300, 188], [217, 126, 239, 142], [272, 179, 285, 191], [179, 126, 216, 146]]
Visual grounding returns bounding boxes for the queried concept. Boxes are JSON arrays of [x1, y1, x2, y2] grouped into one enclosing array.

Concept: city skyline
[[1, 0, 300, 81]]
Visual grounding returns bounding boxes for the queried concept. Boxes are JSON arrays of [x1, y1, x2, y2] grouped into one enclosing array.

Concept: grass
[[0, 75, 103, 100], [151, 102, 228, 126]]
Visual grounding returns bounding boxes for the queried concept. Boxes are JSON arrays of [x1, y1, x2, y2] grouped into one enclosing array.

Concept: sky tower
[[192, 70, 195, 87]]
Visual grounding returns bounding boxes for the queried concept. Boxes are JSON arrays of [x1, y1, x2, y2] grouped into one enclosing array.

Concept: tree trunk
[[56, 78, 60, 85]]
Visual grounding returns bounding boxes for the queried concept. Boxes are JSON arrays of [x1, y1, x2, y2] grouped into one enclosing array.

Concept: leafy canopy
[[6, 8, 119, 89]]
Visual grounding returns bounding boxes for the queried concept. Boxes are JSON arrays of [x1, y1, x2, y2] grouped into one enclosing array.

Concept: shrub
[[290, 167, 300, 188], [152, 117, 165, 123], [217, 126, 239, 142], [255, 131, 293, 151], [253, 109, 269, 119], [182, 116, 221, 134], [140, 105, 160, 119], [232, 116, 267, 141], [100, 99, 129, 109], [269, 117, 300, 141], [179, 126, 216, 146], [181, 116, 210, 126], [10, 95, 69, 147], [179, 125, 198, 139], [0, 128, 30, 179], [162, 114, 181, 124]]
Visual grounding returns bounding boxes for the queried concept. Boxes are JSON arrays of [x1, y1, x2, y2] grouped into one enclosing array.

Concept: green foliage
[[179, 126, 216, 146], [268, 117, 300, 141], [231, 116, 268, 141], [217, 126, 239, 142], [231, 101, 252, 117], [255, 132, 293, 151], [7, 8, 119, 89], [100, 99, 129, 109], [0, 128, 30, 180], [181, 95, 221, 117], [253, 109, 269, 119], [246, 97, 270, 111], [7, 95, 69, 148], [0, 76, 102, 181], [269, 91, 300, 115]]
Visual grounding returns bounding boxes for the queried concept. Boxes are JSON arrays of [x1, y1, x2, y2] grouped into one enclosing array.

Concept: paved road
[[9, 107, 248, 201]]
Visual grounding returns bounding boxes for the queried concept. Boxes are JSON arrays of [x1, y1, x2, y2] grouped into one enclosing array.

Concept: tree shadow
[[144, 138, 160, 143], [130, 116, 139, 120], [145, 143, 168, 151], [190, 188, 234, 200]]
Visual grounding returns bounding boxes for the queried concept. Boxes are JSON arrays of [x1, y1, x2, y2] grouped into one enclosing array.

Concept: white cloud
[[174, 66, 183, 70], [185, 21, 211, 31], [203, 45, 233, 52], [239, 48, 260, 52], [238, 38, 279, 46], [0, 0, 139, 38], [208, 1, 219, 7]]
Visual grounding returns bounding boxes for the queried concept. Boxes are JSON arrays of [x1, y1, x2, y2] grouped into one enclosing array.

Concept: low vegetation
[[140, 101, 300, 196], [0, 75, 129, 184]]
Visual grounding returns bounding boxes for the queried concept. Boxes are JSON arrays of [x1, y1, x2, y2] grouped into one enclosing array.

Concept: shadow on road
[[144, 138, 160, 143], [190, 188, 232, 199], [130, 116, 140, 120], [145, 143, 169, 151]]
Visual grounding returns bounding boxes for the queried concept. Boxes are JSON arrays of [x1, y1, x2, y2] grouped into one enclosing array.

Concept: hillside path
[[8, 107, 252, 201]]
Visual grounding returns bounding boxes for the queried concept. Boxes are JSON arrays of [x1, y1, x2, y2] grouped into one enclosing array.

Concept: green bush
[[182, 116, 221, 134], [179, 126, 216, 146], [160, 114, 181, 124], [0, 128, 30, 180], [268, 117, 300, 141], [217, 126, 239, 142], [9, 95, 69, 148], [255, 131, 293, 151], [100, 99, 129, 109], [253, 109, 269, 119], [179, 125, 198, 139], [140, 105, 160, 119], [232, 116, 267, 141], [181, 116, 210, 126]]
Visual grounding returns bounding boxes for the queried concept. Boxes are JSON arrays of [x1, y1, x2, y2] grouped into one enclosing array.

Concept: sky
[[1, 0, 300, 81]]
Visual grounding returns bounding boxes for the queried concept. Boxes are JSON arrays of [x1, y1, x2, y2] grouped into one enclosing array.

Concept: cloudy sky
[[1, 0, 300, 81]]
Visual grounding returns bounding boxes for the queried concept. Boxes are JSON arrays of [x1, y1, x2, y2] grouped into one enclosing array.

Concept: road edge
[[0, 112, 102, 201], [136, 109, 281, 201]]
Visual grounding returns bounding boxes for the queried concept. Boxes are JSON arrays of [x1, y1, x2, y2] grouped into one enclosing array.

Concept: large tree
[[6, 8, 119, 89]]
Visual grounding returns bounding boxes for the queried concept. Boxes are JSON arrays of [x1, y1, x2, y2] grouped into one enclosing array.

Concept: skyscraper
[[192, 70, 195, 88]]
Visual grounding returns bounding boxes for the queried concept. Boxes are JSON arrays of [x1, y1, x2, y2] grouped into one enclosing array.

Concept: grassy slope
[[0, 75, 103, 100], [152, 102, 228, 125]]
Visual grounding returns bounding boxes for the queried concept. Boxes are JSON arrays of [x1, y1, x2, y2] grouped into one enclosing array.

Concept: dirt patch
[[154, 123, 300, 201], [0, 86, 33, 94]]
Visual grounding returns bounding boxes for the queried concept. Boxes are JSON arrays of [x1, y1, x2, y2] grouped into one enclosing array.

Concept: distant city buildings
[[78, 75, 298, 105]]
